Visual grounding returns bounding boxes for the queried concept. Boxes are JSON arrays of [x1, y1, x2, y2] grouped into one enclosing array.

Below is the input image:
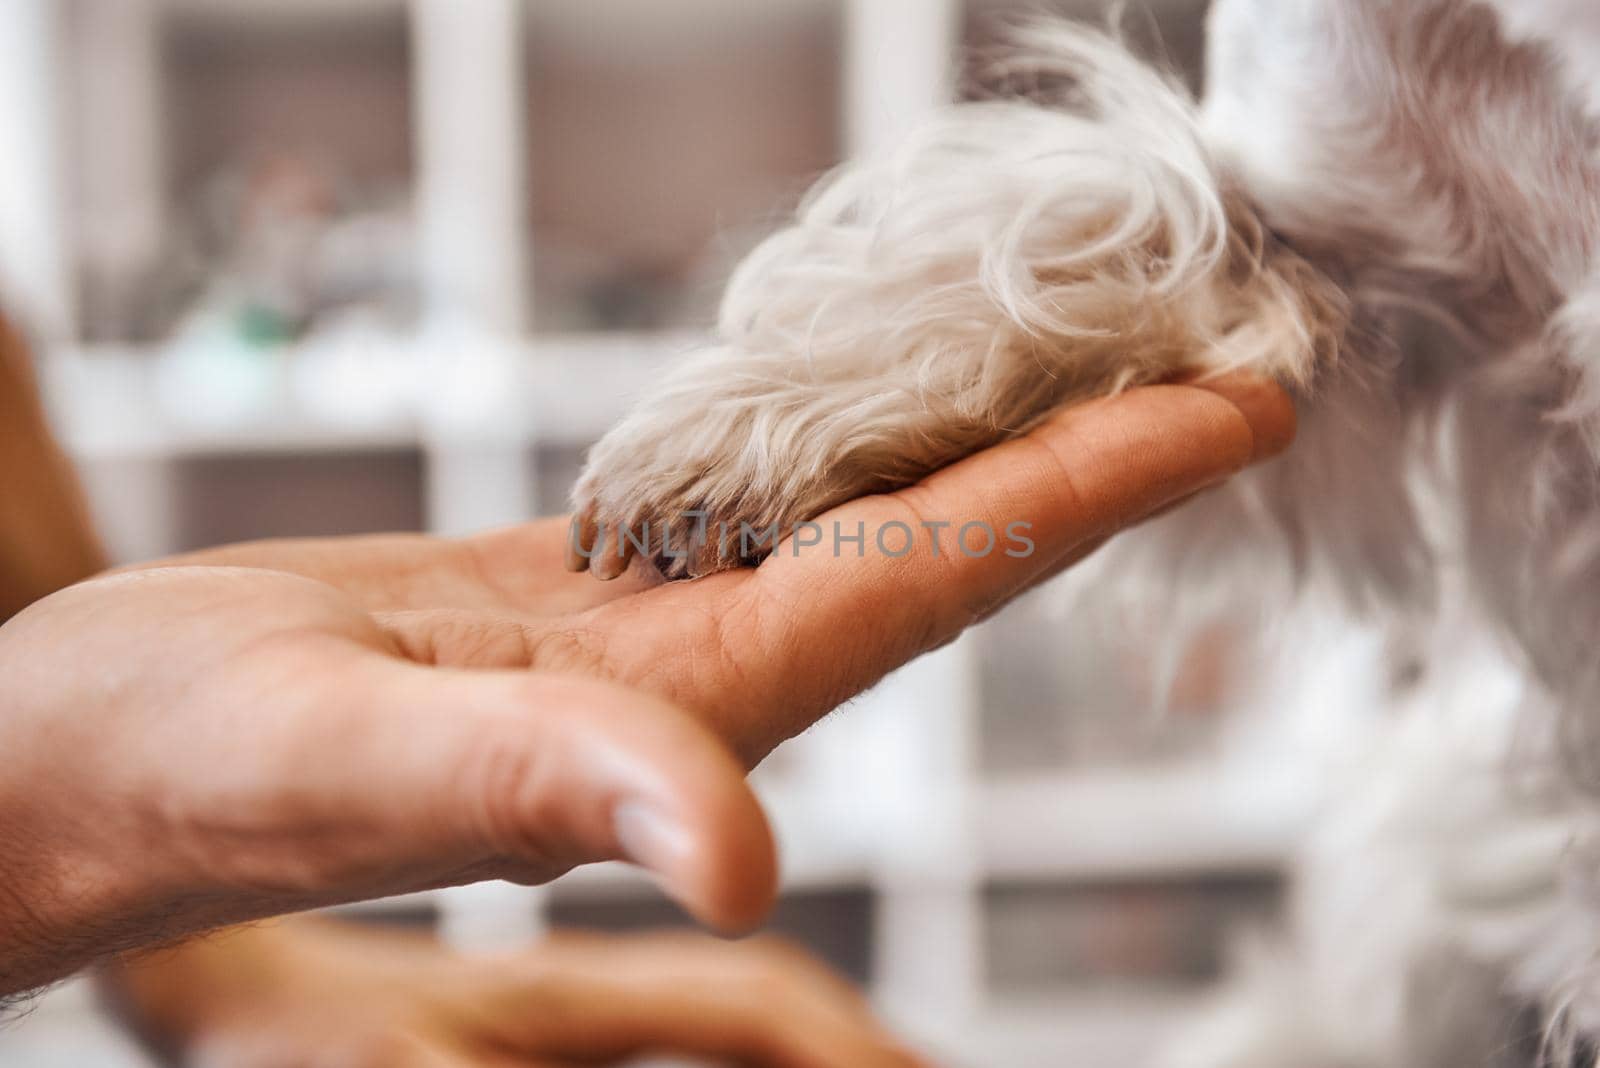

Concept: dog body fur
[[574, 2, 1600, 1060], [1179, 8, 1600, 1061]]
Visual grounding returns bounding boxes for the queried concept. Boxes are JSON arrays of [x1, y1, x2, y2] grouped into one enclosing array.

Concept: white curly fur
[[568, 22, 1342, 578], [573, 1, 1600, 1062], [1166, 4, 1600, 1065]]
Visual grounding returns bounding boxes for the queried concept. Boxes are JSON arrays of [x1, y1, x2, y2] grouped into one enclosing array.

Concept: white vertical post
[[436, 881, 549, 956], [843, 0, 979, 1041], [411, 0, 542, 937], [423, 438, 536, 536], [0, 0, 74, 341], [844, 0, 961, 158], [410, 0, 529, 336], [869, 633, 985, 1031], [411, 0, 537, 534]]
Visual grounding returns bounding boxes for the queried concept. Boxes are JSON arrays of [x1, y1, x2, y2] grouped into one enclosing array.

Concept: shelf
[[160, 0, 404, 20], [344, 762, 1312, 921], [64, 0, 418, 345], [552, 779, 888, 900], [46, 333, 692, 460], [976, 764, 1314, 881]]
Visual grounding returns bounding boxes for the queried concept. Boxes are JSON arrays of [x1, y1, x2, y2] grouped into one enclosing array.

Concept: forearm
[[0, 798, 125, 999], [0, 312, 107, 620], [0, 656, 245, 1003], [0, 855, 64, 1004], [0, 892, 115, 1006]]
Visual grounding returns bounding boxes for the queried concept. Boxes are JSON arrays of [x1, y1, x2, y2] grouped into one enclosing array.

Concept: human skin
[[0, 374, 1293, 998], [0, 309, 926, 1065], [108, 920, 926, 1068], [0, 312, 105, 618]]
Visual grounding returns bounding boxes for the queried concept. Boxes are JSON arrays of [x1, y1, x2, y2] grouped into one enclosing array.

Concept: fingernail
[[1194, 372, 1298, 462], [613, 800, 695, 881]]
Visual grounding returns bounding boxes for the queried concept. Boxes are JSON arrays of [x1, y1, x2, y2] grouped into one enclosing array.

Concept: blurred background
[[0, 1, 1379, 1065]]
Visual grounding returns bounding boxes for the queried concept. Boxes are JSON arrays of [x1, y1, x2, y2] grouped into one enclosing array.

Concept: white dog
[[572, 2, 1600, 1062]]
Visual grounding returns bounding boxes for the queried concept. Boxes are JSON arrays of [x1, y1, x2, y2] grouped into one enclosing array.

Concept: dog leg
[[570, 24, 1342, 578]]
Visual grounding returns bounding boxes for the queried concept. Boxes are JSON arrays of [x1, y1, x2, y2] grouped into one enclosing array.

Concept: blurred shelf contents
[[65, 0, 418, 345]]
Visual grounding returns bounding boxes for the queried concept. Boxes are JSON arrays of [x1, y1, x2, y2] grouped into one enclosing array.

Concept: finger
[[783, 373, 1293, 614], [150, 519, 659, 617], [377, 1037, 483, 1068], [145, 533, 464, 612], [708, 375, 1294, 755], [313, 662, 778, 934], [1183, 371, 1298, 462], [475, 519, 661, 613], [483, 934, 930, 1068], [191, 1031, 477, 1068], [371, 1036, 563, 1068]]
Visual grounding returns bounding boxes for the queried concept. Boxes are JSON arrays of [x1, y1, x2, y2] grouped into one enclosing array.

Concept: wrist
[[0, 766, 182, 998], [0, 799, 119, 997]]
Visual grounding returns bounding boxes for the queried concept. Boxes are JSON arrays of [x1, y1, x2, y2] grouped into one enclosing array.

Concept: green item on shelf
[[236, 303, 295, 350]]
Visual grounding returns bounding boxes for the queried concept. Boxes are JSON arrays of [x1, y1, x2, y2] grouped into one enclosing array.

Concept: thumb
[[328, 661, 779, 934]]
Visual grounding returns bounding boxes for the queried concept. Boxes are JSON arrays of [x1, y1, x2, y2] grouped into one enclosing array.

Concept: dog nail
[[592, 524, 632, 581], [565, 511, 599, 572]]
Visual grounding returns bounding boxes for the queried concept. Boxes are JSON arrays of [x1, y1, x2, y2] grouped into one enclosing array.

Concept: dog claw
[[565, 509, 600, 573], [569, 499, 763, 582], [590, 522, 634, 581]]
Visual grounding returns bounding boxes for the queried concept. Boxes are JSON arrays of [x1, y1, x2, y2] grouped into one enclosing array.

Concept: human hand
[[179, 373, 1291, 764], [0, 374, 1289, 997], [0, 559, 776, 998], [108, 919, 927, 1068]]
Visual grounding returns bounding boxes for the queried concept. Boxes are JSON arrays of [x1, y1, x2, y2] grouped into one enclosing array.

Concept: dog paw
[[563, 498, 752, 581], [565, 366, 921, 580], [564, 410, 812, 581], [566, 464, 807, 582]]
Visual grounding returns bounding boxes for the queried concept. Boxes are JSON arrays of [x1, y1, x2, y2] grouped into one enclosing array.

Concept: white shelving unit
[[1, 3, 1332, 1065]]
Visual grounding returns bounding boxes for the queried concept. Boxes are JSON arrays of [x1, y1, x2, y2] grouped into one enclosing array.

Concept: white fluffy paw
[[565, 360, 946, 580]]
